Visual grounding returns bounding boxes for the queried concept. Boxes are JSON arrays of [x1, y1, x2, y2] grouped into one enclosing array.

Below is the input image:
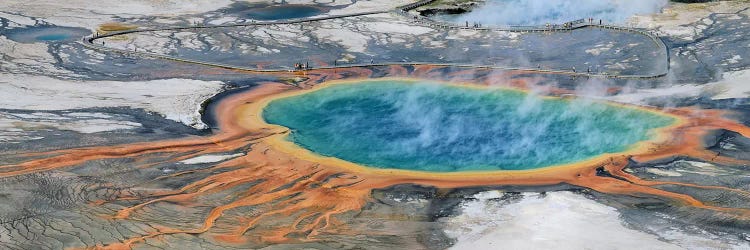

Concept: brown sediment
[[5, 68, 750, 249], [96, 23, 138, 41], [97, 23, 138, 33], [388, 65, 409, 76]]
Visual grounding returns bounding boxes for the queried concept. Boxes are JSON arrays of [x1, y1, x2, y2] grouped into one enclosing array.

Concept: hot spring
[[4, 26, 89, 43], [435, 0, 668, 26], [244, 5, 324, 20], [262, 80, 675, 172]]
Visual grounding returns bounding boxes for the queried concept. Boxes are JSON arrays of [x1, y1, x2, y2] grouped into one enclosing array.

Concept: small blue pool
[[5, 26, 88, 43]]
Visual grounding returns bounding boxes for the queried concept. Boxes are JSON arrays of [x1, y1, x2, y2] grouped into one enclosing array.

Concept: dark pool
[[245, 5, 324, 20]]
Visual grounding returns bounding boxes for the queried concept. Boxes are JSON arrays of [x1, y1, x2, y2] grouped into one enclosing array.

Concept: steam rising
[[263, 80, 675, 171], [448, 0, 668, 25]]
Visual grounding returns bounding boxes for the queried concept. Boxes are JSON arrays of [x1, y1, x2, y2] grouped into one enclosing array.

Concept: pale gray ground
[[0, 0, 749, 249]]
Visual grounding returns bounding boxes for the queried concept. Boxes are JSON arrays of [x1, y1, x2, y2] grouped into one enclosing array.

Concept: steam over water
[[441, 0, 668, 26], [263, 80, 674, 171]]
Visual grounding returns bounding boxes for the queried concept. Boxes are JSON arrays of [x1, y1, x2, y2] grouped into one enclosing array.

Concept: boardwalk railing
[[393, 2, 669, 77], [81, 0, 670, 80]]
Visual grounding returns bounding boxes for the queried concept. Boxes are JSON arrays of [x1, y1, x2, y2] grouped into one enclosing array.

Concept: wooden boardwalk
[[81, 0, 670, 80]]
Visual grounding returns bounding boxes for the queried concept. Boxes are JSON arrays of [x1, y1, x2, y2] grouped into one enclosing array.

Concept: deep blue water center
[[263, 80, 675, 172], [245, 5, 323, 20]]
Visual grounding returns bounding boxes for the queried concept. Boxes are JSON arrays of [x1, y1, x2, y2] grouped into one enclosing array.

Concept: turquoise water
[[5, 26, 88, 43], [35, 34, 70, 41], [263, 80, 675, 172]]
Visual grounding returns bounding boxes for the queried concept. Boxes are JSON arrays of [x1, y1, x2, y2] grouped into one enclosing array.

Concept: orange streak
[[9, 68, 749, 249]]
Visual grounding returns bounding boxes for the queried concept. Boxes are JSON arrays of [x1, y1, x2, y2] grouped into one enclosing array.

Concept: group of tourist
[[294, 61, 309, 70], [465, 21, 482, 28], [588, 17, 603, 25], [545, 17, 603, 30]]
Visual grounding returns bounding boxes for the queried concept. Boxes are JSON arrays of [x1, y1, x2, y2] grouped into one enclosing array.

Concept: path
[[80, 0, 670, 80]]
